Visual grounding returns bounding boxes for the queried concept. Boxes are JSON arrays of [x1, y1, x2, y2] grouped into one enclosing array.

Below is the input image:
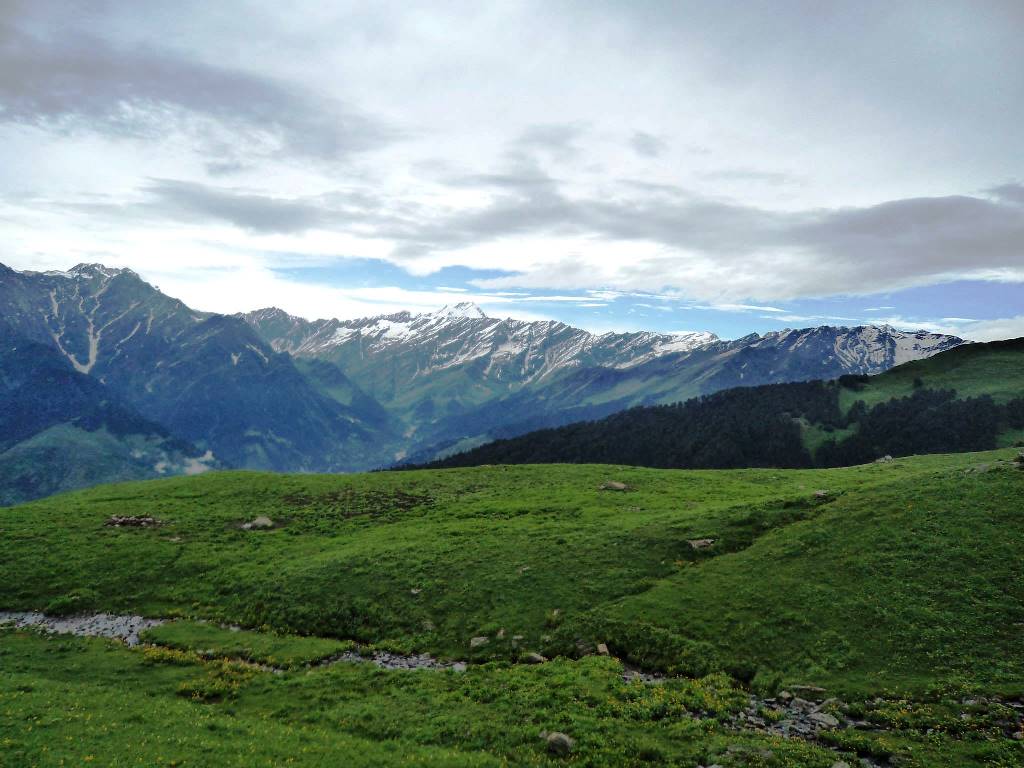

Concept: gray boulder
[[545, 732, 574, 756]]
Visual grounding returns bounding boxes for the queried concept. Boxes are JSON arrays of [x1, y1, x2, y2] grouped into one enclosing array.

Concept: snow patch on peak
[[67, 263, 134, 279], [431, 302, 487, 320]]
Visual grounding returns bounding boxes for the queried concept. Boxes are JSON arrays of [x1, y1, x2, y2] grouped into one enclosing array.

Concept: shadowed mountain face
[[0, 264, 395, 472], [0, 320, 215, 505]]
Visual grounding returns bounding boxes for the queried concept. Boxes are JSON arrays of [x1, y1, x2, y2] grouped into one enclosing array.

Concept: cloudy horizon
[[1, 0, 1022, 341]]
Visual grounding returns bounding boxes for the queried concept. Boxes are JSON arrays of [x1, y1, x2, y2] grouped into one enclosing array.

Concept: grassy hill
[[837, 337, 1024, 412], [3, 451, 1024, 765]]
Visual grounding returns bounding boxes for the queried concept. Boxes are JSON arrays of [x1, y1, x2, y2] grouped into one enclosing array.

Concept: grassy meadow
[[2, 450, 1024, 766]]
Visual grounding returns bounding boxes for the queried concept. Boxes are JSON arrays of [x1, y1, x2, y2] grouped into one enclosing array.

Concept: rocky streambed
[[0, 611, 165, 646], [5, 610, 1022, 762], [0, 611, 464, 672]]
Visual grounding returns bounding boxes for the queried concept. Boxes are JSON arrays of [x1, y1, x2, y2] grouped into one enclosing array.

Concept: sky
[[1, 0, 1022, 340]]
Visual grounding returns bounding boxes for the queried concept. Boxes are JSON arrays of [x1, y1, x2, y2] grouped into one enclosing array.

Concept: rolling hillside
[[2, 451, 1023, 766]]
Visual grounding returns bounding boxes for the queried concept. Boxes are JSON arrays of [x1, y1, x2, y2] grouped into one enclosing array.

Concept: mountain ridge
[[0, 261, 968, 490]]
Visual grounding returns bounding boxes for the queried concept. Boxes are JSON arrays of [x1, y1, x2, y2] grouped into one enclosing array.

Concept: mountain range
[[0, 261, 965, 502]]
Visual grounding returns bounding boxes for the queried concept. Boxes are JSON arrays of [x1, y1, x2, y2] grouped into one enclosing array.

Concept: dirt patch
[[281, 488, 433, 522]]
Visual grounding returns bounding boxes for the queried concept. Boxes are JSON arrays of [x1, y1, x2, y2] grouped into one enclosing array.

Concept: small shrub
[[751, 668, 784, 697], [142, 646, 202, 666], [177, 662, 254, 702], [44, 588, 99, 616]]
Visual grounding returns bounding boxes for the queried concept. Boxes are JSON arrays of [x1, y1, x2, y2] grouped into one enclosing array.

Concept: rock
[[791, 697, 814, 711], [524, 652, 547, 664], [599, 481, 629, 491], [810, 711, 840, 728], [790, 684, 827, 695], [469, 636, 489, 649], [245, 516, 274, 529], [105, 515, 161, 527], [875, 455, 894, 463], [832, 762, 851, 768], [410, 588, 421, 595], [545, 732, 574, 756], [496, 628, 505, 639], [596, 642, 609, 656], [687, 538, 716, 550], [813, 489, 830, 499], [777, 690, 793, 702]]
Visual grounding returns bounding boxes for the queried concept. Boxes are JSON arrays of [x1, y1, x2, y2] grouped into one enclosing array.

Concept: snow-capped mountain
[[244, 302, 718, 389], [0, 261, 968, 486], [244, 301, 965, 460]]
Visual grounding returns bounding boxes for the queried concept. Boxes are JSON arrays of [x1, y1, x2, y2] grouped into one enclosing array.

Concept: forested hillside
[[418, 338, 1024, 470]]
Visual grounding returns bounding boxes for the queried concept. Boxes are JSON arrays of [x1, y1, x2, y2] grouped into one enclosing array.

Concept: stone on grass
[[687, 538, 716, 550], [599, 481, 629, 491], [596, 642, 610, 656], [105, 515, 161, 528], [469, 636, 489, 649], [524, 652, 547, 664], [243, 516, 274, 530], [545, 732, 574, 756], [809, 711, 840, 728]]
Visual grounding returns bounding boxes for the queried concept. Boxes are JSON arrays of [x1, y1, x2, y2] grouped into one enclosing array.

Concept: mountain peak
[[69, 263, 134, 278], [431, 301, 487, 320]]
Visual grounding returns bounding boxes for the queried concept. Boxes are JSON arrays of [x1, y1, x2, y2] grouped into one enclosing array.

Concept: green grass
[[798, 418, 858, 457], [838, 339, 1024, 414], [141, 620, 353, 668], [997, 429, 1024, 448], [2, 452, 1024, 765], [5, 630, 1020, 768]]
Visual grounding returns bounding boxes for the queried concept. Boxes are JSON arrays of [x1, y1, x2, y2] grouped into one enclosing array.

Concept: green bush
[[44, 588, 99, 615]]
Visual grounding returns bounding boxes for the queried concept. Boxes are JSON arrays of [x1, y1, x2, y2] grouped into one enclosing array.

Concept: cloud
[[144, 179, 328, 233], [701, 168, 796, 186], [0, 8, 397, 164], [629, 131, 668, 158], [951, 316, 1024, 343], [511, 123, 586, 162], [986, 182, 1024, 206], [62, 171, 1024, 304]]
